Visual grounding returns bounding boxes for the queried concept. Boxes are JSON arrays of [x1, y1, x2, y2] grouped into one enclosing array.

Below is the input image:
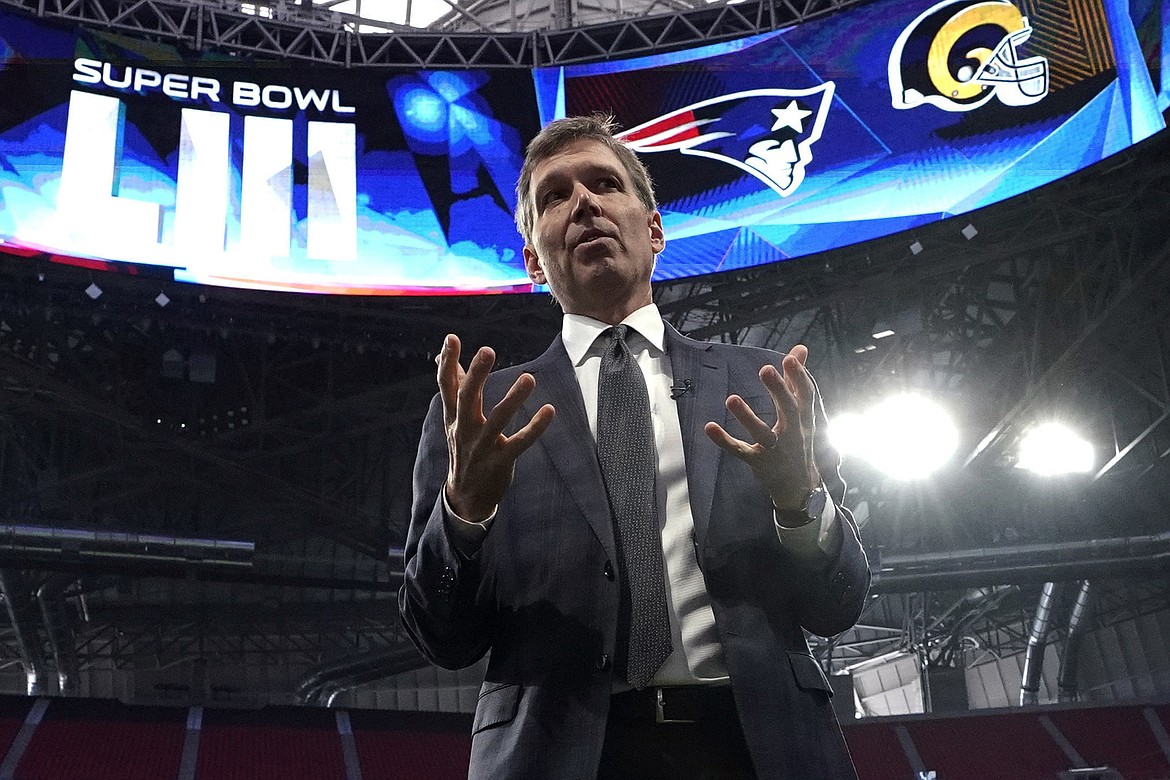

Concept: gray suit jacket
[[399, 323, 869, 779]]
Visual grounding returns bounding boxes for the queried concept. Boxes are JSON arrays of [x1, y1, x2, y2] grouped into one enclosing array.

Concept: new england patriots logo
[[616, 83, 835, 197]]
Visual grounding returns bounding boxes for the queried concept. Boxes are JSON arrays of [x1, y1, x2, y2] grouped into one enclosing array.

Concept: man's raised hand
[[703, 344, 819, 510], [438, 334, 555, 522]]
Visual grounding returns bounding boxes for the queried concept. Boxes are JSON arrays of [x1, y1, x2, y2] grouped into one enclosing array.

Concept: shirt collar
[[562, 303, 665, 367]]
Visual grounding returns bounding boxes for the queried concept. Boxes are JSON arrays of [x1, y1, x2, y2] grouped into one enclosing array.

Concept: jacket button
[[603, 561, 615, 581], [438, 566, 456, 601], [596, 654, 611, 671]]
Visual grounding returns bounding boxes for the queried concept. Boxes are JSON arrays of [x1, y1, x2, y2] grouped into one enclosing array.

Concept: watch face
[[806, 487, 828, 520]]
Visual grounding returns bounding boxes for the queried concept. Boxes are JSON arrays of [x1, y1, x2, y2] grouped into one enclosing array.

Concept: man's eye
[[540, 191, 564, 208], [599, 177, 620, 189]]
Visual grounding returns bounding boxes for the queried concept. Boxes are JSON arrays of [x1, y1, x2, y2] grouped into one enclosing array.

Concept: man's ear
[[649, 211, 666, 255], [523, 245, 546, 285]]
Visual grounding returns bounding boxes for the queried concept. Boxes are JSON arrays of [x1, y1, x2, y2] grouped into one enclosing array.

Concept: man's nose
[[570, 184, 601, 220]]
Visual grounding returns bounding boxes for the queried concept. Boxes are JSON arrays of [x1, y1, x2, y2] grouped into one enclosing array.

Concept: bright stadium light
[[829, 394, 958, 479], [1016, 422, 1095, 475], [827, 411, 867, 459]]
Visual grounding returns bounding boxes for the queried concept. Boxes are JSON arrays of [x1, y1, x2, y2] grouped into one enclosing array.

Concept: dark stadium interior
[[0, 0, 1167, 774]]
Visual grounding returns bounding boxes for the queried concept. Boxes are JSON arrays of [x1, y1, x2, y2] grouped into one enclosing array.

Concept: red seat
[[905, 711, 1070, 780], [1050, 706, 1170, 779], [349, 710, 473, 780], [843, 720, 916, 780], [16, 701, 185, 780], [196, 709, 347, 780], [0, 696, 33, 765]]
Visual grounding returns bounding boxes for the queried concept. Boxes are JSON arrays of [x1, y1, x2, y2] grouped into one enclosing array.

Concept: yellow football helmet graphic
[[889, 0, 1049, 111]]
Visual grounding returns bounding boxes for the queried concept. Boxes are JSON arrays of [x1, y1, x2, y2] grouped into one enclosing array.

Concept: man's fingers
[[437, 334, 462, 422], [504, 404, 556, 455], [483, 373, 537, 440], [704, 421, 757, 458], [725, 394, 779, 449], [704, 421, 737, 452], [454, 345, 496, 427], [760, 364, 800, 432], [783, 352, 812, 393], [782, 352, 816, 424], [705, 420, 757, 457]]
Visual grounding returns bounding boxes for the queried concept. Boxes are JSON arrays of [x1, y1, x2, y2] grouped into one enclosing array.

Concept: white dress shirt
[[444, 303, 840, 687]]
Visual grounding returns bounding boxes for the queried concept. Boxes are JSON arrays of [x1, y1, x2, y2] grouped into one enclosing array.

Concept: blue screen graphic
[[0, 0, 1165, 294], [537, 0, 1168, 282]]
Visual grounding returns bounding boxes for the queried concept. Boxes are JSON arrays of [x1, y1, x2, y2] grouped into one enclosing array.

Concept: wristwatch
[[775, 484, 829, 529]]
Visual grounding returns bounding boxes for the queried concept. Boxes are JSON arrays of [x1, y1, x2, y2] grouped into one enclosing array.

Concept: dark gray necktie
[[595, 325, 672, 689]]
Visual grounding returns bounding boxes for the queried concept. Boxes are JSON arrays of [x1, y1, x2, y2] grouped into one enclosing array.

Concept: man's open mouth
[[574, 230, 612, 248]]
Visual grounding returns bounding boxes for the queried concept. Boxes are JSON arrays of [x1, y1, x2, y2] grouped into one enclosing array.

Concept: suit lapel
[[664, 325, 728, 551], [524, 336, 617, 561]]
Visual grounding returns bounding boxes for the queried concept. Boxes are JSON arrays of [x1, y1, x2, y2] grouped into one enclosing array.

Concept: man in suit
[[399, 114, 869, 779]]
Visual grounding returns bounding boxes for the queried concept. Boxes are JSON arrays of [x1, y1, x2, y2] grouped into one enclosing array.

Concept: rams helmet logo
[[888, 0, 1049, 112]]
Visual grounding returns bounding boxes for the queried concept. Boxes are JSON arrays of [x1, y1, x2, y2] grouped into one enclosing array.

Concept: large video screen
[[537, 0, 1168, 280], [0, 0, 1165, 294]]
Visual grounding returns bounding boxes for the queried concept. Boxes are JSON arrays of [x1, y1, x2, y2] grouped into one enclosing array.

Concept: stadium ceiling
[[0, 0, 1167, 710], [0, 0, 873, 66]]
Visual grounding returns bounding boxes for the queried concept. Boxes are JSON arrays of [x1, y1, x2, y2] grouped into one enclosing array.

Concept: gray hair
[[514, 114, 657, 246]]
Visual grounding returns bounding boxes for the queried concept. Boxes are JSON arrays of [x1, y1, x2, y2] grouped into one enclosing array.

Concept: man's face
[[522, 139, 665, 322]]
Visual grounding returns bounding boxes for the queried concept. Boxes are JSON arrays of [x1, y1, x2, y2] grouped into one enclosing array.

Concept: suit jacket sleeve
[[780, 367, 869, 638], [398, 393, 497, 670]]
